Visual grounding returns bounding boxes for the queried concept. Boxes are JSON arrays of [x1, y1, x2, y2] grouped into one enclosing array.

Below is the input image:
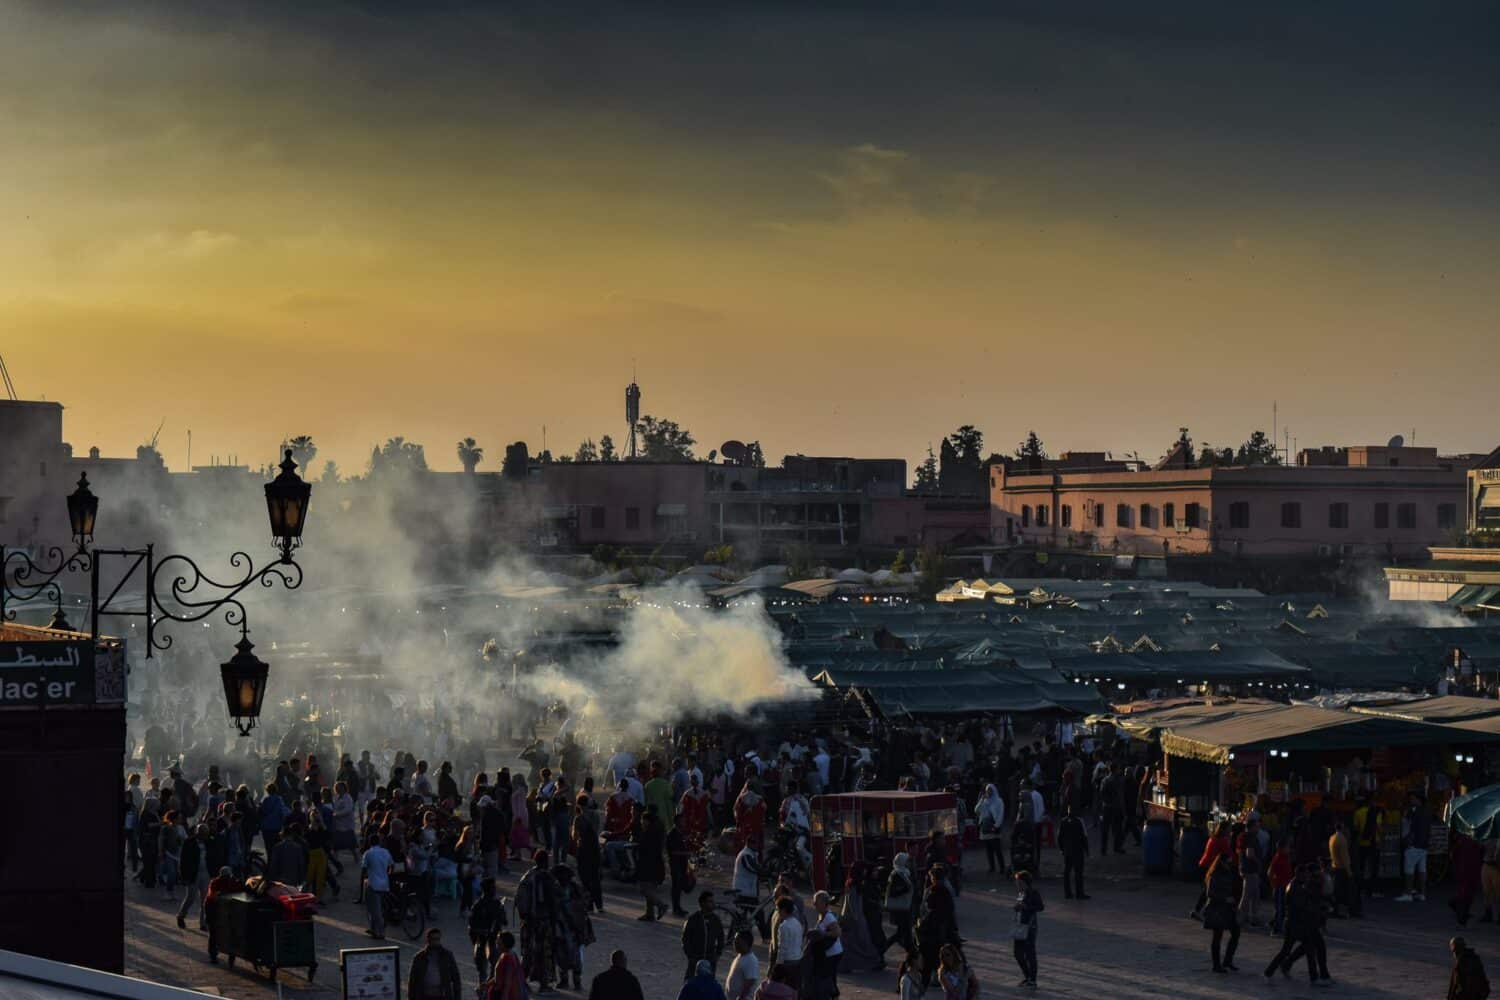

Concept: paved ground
[[126, 842, 1480, 998]]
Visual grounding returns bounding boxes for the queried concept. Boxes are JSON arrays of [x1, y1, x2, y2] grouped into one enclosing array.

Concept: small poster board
[[342, 946, 400, 1000]]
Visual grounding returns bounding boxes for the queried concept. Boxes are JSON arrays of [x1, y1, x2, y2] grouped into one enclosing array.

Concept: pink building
[[991, 450, 1469, 559]]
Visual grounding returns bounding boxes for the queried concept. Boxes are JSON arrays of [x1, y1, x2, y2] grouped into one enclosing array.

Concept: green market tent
[[1449, 784, 1500, 842], [1049, 648, 1309, 684]]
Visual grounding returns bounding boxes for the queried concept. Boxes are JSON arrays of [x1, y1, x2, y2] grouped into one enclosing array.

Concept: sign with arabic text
[[0, 640, 98, 708]]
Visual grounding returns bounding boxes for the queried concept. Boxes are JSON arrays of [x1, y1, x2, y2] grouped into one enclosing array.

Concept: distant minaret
[[625, 376, 642, 460]]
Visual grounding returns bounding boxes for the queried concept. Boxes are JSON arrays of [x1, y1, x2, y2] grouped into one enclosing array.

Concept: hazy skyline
[[3, 2, 1495, 474]]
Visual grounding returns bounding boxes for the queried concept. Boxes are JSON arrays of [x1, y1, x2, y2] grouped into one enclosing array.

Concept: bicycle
[[719, 894, 774, 944], [382, 876, 427, 940]]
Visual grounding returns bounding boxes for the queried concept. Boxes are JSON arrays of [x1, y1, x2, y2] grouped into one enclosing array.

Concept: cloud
[[817, 143, 918, 210], [117, 228, 241, 262]]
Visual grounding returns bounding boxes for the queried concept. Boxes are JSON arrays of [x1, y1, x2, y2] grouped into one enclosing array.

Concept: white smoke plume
[[520, 585, 816, 737]]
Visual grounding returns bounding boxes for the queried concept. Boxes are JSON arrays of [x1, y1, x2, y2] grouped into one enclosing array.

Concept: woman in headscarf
[[734, 780, 768, 852], [884, 853, 916, 954], [510, 775, 532, 854], [679, 775, 711, 853], [835, 864, 884, 972], [976, 783, 1007, 875]]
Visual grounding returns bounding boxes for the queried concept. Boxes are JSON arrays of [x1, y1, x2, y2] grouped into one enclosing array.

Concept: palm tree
[[456, 437, 484, 474], [284, 435, 317, 472]]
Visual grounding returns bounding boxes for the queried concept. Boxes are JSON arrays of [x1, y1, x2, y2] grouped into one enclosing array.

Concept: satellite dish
[[1388, 434, 1405, 449], [721, 440, 748, 465]]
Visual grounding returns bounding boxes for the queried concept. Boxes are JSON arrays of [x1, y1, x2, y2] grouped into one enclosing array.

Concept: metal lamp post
[[2, 450, 313, 735], [0, 473, 99, 630]]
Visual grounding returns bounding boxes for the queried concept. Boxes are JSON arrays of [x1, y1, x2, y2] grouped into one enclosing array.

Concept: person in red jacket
[[1267, 842, 1295, 935], [1191, 822, 1233, 920]]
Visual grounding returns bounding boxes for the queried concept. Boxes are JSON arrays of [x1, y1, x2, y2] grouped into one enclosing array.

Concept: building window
[[1021, 505, 1031, 528], [1185, 503, 1202, 528], [1163, 503, 1176, 528], [1374, 502, 1390, 530], [1229, 502, 1250, 529], [591, 506, 606, 530], [1061, 504, 1072, 528], [1140, 503, 1153, 529], [1438, 503, 1457, 530], [1094, 503, 1105, 527], [1281, 502, 1302, 529], [625, 507, 640, 530], [1116, 503, 1130, 528], [1397, 503, 1416, 529], [1328, 502, 1349, 529], [1037, 504, 1049, 527]]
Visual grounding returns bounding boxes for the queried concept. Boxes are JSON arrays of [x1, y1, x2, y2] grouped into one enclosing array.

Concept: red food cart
[[809, 791, 960, 891]]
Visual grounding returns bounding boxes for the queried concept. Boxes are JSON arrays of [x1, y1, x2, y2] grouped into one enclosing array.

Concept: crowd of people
[[120, 711, 1494, 998]]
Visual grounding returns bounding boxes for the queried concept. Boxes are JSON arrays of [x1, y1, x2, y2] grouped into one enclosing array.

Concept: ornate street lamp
[[265, 450, 312, 563], [66, 472, 98, 551], [84, 453, 312, 735], [220, 636, 270, 736], [1, 474, 96, 625]]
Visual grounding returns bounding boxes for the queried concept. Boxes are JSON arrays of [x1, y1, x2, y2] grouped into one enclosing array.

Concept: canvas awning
[[1154, 701, 1461, 765]]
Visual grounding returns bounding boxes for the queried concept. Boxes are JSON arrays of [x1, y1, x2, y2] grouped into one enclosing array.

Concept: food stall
[[808, 791, 959, 891], [1106, 696, 1497, 877]]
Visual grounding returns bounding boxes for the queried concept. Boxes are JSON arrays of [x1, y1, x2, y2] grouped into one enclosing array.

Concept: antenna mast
[[625, 373, 642, 460], [0, 353, 17, 400]]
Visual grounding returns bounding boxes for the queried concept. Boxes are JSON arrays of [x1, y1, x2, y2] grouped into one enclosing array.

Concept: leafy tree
[[1235, 430, 1280, 466], [1015, 430, 1048, 471], [592, 544, 618, 569], [703, 544, 735, 566], [456, 437, 484, 474], [575, 438, 599, 463], [502, 442, 530, 478], [914, 446, 940, 492], [538, 449, 554, 465], [598, 435, 618, 462], [319, 459, 341, 486], [368, 436, 427, 477], [782, 543, 816, 582], [914, 545, 948, 598], [889, 548, 909, 574], [745, 441, 766, 468], [635, 415, 695, 461], [557, 454, 573, 463], [947, 425, 985, 464], [1197, 444, 1234, 467], [284, 435, 317, 473]]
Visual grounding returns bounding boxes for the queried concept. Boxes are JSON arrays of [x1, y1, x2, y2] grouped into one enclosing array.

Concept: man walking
[[175, 823, 212, 930], [361, 833, 394, 939], [408, 928, 462, 1000], [1057, 805, 1089, 900], [1397, 792, 1431, 903], [682, 890, 727, 980]]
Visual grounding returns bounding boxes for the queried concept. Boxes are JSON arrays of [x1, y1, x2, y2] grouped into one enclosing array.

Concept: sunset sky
[[3, 2, 1495, 475]]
